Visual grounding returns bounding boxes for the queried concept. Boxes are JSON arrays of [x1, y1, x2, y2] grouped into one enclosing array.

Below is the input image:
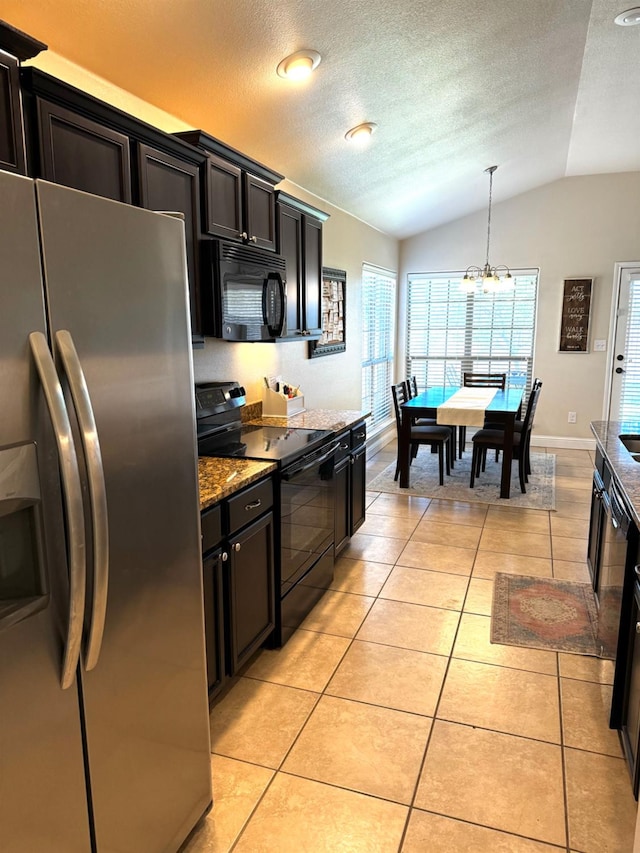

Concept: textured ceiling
[[3, 0, 639, 238]]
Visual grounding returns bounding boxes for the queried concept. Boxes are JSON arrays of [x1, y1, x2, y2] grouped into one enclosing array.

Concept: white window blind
[[620, 275, 640, 420], [406, 271, 538, 397], [362, 264, 396, 429]]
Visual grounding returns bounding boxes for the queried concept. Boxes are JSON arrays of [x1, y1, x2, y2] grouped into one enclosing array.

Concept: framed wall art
[[309, 267, 347, 358], [559, 277, 593, 352]]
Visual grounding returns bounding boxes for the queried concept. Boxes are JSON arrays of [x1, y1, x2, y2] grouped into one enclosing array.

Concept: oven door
[[280, 441, 339, 596]]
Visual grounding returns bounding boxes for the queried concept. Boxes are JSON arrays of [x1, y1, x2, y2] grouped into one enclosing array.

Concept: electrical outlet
[[568, 411, 577, 423]]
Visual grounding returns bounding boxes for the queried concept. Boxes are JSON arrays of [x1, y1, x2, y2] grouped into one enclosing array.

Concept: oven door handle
[[281, 441, 341, 479]]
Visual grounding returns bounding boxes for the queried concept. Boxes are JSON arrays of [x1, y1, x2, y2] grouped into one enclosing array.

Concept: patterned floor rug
[[491, 573, 602, 657], [367, 450, 555, 510]]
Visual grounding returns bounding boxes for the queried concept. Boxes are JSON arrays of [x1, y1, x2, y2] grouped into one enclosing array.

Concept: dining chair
[[469, 380, 542, 493], [407, 376, 437, 427], [483, 378, 542, 477], [391, 382, 452, 485], [457, 372, 507, 458]]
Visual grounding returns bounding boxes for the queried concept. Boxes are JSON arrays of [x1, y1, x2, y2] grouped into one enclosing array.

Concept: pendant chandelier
[[462, 165, 513, 294]]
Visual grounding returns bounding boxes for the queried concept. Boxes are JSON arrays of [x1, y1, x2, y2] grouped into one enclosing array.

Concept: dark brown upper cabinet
[[0, 21, 47, 175], [174, 130, 283, 252], [20, 68, 208, 345], [0, 49, 26, 174], [137, 144, 202, 339], [36, 99, 132, 202], [276, 191, 329, 341]]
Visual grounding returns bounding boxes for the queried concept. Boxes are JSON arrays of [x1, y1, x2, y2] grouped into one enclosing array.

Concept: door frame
[[603, 261, 640, 421]]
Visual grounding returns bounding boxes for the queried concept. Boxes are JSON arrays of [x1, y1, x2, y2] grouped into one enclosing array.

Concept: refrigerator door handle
[[55, 330, 109, 672], [29, 331, 86, 690]]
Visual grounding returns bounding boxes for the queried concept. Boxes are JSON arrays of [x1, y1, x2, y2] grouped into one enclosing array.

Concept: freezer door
[[35, 180, 212, 853], [0, 172, 91, 852]]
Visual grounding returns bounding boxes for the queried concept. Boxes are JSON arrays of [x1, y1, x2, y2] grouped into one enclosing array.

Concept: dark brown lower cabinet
[[227, 513, 275, 672], [351, 441, 366, 534], [334, 422, 367, 557], [334, 434, 351, 556], [202, 546, 226, 701], [620, 579, 640, 799], [201, 476, 275, 705]]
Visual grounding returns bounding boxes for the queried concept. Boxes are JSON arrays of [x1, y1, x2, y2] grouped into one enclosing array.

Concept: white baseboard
[[530, 434, 596, 451]]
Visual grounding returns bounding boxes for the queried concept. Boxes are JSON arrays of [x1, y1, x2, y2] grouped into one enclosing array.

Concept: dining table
[[399, 385, 525, 498]]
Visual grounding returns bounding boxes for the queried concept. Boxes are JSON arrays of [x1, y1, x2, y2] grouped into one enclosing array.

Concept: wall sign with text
[[559, 278, 593, 353]]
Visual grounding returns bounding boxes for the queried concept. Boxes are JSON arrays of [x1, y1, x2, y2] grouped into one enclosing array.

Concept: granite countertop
[[591, 420, 640, 527], [249, 409, 368, 432], [198, 457, 277, 511]]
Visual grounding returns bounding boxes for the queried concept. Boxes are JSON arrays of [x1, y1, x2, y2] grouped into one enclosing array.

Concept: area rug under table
[[491, 572, 601, 657], [367, 450, 555, 510]]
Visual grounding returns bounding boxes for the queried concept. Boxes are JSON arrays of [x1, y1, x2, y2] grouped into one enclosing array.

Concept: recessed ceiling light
[[276, 50, 321, 80], [614, 7, 640, 25], [345, 122, 378, 144]]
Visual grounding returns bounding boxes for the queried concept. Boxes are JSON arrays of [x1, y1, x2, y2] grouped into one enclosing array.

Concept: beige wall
[[400, 173, 640, 443], [26, 52, 399, 410]]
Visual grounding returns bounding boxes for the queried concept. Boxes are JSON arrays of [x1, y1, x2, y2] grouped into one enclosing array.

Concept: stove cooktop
[[198, 424, 333, 465]]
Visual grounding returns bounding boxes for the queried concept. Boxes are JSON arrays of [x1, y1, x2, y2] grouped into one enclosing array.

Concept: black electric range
[[195, 382, 333, 467], [195, 380, 338, 646]]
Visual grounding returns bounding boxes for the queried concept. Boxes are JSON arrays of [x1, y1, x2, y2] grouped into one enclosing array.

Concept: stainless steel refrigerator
[[0, 171, 212, 852]]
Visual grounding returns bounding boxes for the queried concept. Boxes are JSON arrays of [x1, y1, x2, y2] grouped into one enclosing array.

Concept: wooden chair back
[[408, 376, 419, 398], [521, 379, 542, 437], [463, 372, 506, 390], [391, 381, 410, 432]]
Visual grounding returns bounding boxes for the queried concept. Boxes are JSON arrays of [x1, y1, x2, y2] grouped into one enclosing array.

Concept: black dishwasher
[[598, 475, 638, 728]]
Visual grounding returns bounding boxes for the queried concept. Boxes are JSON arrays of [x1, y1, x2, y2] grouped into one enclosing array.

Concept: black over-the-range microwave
[[200, 239, 287, 342]]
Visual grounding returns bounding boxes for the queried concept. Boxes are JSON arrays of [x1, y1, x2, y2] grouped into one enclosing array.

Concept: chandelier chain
[[461, 164, 512, 294], [485, 168, 493, 268]]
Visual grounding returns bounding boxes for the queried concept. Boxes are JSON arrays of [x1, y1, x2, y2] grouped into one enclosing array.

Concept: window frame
[[361, 263, 397, 434]]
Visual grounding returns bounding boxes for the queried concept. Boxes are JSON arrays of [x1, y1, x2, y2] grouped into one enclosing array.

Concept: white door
[[608, 264, 640, 422]]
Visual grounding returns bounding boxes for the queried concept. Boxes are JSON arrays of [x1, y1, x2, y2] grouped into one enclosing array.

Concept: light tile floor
[[185, 444, 638, 853]]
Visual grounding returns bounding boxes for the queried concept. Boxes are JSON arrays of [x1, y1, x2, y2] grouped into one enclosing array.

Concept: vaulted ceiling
[[4, 0, 640, 238]]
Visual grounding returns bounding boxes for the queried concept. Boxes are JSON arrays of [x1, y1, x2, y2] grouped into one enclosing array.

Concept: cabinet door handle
[[636, 622, 640, 634], [233, 542, 241, 552], [238, 231, 248, 240], [354, 432, 366, 440], [635, 565, 640, 579], [339, 443, 350, 450], [245, 499, 262, 510], [221, 551, 228, 562], [249, 235, 258, 243]]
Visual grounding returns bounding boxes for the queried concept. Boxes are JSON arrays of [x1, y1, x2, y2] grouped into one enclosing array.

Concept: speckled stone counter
[[198, 457, 276, 511], [249, 409, 368, 432], [591, 420, 640, 527]]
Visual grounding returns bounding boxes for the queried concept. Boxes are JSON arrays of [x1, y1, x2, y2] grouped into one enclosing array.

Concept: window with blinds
[[620, 275, 640, 420], [362, 264, 397, 429], [406, 270, 538, 397]]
